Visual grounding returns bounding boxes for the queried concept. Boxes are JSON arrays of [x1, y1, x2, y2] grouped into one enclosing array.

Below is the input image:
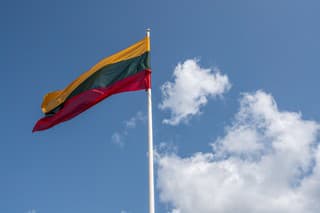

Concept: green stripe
[[46, 52, 150, 115]]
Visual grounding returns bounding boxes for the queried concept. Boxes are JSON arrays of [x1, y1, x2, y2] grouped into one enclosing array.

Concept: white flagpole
[[146, 28, 155, 213]]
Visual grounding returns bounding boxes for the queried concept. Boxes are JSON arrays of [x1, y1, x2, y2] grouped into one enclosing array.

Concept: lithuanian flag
[[33, 36, 151, 132]]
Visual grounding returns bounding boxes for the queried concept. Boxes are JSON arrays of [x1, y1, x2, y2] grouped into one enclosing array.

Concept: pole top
[[146, 28, 151, 37]]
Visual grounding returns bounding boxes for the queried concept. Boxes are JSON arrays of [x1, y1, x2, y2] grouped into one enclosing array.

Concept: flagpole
[[146, 28, 155, 213]]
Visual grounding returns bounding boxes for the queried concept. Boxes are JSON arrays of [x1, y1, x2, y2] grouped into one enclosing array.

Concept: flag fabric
[[33, 36, 151, 132]]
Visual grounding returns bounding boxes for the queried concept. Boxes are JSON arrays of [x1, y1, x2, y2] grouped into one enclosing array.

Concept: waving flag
[[33, 36, 151, 132]]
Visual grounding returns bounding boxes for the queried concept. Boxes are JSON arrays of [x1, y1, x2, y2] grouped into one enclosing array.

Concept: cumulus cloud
[[157, 91, 320, 213], [159, 59, 231, 125]]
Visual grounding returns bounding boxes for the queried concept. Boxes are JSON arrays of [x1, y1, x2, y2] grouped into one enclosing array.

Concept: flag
[[33, 36, 151, 132]]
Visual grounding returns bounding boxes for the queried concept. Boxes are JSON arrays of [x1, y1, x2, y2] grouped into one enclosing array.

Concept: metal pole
[[146, 28, 155, 213]]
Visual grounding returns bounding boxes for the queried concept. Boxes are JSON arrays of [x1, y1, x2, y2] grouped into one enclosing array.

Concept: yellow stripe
[[41, 36, 150, 114]]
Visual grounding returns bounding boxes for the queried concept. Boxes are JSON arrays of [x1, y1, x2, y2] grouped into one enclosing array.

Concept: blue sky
[[1, 0, 320, 212]]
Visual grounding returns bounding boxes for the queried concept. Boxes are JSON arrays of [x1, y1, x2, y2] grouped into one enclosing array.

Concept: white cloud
[[125, 111, 146, 128], [157, 91, 320, 213], [111, 111, 146, 147], [111, 132, 124, 148], [26, 210, 36, 213], [159, 59, 231, 125]]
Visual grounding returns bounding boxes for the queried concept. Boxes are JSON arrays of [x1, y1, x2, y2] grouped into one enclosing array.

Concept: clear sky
[[1, 0, 320, 213]]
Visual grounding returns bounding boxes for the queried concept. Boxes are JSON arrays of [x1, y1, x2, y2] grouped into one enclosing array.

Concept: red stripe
[[33, 69, 151, 132]]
